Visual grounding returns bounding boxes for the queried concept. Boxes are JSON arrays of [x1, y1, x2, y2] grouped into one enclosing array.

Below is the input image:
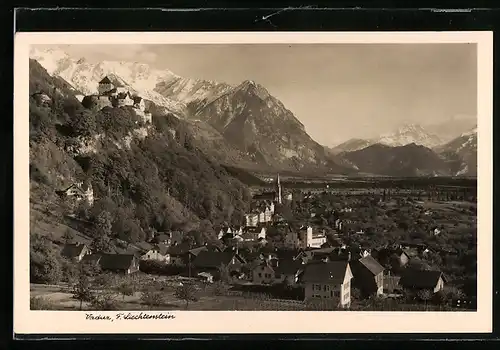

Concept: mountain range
[[29, 47, 477, 178]]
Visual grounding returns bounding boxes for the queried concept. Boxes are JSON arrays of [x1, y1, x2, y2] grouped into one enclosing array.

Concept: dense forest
[[29, 59, 251, 248]]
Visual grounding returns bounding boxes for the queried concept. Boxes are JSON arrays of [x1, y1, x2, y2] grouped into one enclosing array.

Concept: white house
[[245, 213, 259, 227]]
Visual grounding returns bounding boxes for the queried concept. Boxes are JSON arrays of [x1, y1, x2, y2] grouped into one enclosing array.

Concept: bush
[[141, 289, 165, 307], [30, 234, 63, 285], [211, 281, 229, 296], [90, 292, 120, 310]]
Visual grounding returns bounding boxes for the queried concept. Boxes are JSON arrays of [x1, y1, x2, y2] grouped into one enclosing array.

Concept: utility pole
[[188, 253, 191, 278]]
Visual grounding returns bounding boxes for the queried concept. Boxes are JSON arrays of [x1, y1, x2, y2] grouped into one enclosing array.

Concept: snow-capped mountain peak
[[29, 47, 186, 115], [372, 123, 443, 148]]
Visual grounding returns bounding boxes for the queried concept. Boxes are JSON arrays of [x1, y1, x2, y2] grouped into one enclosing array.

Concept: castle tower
[[275, 173, 282, 204]]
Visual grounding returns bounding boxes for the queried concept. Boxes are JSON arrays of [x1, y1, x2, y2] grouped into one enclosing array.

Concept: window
[[258, 273, 262, 277], [324, 285, 327, 292]]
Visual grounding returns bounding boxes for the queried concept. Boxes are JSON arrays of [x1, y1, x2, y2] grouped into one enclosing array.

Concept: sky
[[49, 43, 477, 146]]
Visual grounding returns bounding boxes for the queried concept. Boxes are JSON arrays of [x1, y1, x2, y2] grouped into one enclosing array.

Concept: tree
[[140, 288, 164, 308], [72, 272, 94, 311], [60, 258, 78, 284], [417, 289, 433, 309], [116, 279, 136, 301], [90, 234, 112, 253], [211, 281, 229, 296], [96, 211, 113, 237], [62, 229, 75, 243], [30, 234, 63, 284], [174, 283, 199, 309], [351, 287, 362, 301], [218, 263, 230, 283]]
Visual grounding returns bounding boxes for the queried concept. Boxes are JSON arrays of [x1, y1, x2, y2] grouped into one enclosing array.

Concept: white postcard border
[[14, 31, 493, 334]]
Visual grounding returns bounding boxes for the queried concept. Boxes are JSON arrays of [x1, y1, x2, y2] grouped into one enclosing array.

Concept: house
[[252, 261, 276, 284], [399, 268, 447, 294], [240, 226, 267, 242], [299, 226, 327, 249], [349, 255, 385, 297], [56, 181, 94, 206], [81, 253, 102, 265], [137, 242, 170, 263], [299, 260, 353, 308], [217, 226, 243, 240], [383, 274, 402, 294], [168, 243, 207, 266], [244, 213, 259, 227], [192, 250, 246, 274], [31, 92, 52, 107], [61, 242, 90, 262], [274, 259, 305, 285], [431, 227, 442, 236], [98, 254, 140, 274], [154, 233, 172, 245], [372, 247, 410, 270]]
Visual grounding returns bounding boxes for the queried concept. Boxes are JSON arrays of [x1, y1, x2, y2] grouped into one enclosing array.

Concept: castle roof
[[99, 76, 113, 84]]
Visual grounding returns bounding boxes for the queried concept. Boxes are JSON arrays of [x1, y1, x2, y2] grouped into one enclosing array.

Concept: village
[[45, 170, 477, 311]]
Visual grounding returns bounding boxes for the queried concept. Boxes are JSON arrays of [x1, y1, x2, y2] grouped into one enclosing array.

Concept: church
[[244, 174, 293, 227], [252, 173, 289, 205]]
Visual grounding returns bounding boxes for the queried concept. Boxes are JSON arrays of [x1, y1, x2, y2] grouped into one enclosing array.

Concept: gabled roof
[[167, 242, 193, 256], [383, 275, 401, 291], [189, 246, 209, 256], [300, 261, 350, 285], [399, 268, 445, 289], [156, 233, 171, 241], [99, 253, 136, 270], [155, 243, 169, 255], [135, 241, 154, 253], [61, 243, 87, 258], [192, 251, 245, 269], [81, 253, 101, 264], [275, 259, 304, 275], [357, 255, 385, 276]]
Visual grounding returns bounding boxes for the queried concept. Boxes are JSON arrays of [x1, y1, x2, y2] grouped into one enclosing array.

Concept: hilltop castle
[[82, 76, 152, 124]]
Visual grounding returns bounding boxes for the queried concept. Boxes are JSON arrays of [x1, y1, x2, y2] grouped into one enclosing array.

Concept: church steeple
[[275, 173, 282, 204]]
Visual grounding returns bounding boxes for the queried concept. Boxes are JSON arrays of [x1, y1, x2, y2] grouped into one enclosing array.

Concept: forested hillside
[[29, 59, 251, 249]]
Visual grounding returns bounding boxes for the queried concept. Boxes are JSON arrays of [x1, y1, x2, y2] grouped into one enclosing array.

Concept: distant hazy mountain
[[425, 117, 478, 144], [328, 138, 374, 155], [340, 143, 454, 177], [434, 126, 477, 176]]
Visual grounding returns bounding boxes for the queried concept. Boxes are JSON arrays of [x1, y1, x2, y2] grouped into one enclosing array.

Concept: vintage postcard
[[14, 31, 492, 335]]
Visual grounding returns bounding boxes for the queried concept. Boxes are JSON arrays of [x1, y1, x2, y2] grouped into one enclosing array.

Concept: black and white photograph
[[14, 31, 492, 334]]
